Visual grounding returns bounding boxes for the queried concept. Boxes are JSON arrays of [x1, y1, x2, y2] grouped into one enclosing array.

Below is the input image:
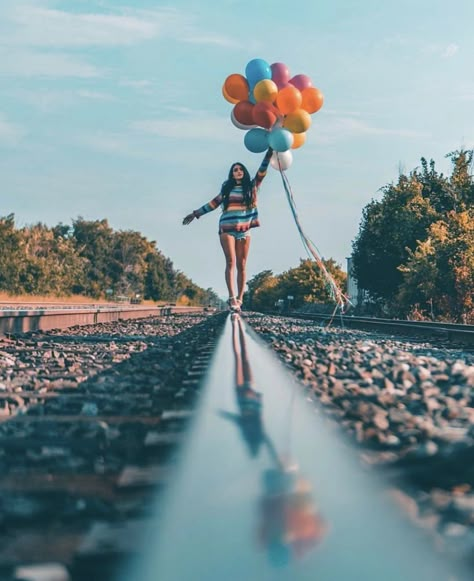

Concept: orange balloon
[[283, 109, 311, 133], [301, 87, 324, 114], [224, 74, 249, 102], [253, 79, 278, 103], [233, 101, 255, 126], [291, 132, 306, 149], [222, 84, 239, 104], [252, 102, 280, 129], [275, 84, 302, 115]]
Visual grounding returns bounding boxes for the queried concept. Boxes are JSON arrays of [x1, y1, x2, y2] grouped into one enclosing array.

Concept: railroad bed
[[0, 312, 224, 580], [0, 311, 472, 580]]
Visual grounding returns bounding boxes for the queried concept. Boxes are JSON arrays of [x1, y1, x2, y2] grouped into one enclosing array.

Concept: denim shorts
[[224, 231, 250, 241]]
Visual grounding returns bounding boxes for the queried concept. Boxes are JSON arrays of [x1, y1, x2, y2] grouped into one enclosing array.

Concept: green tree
[[398, 210, 474, 322], [352, 149, 473, 318], [245, 270, 276, 310], [71, 218, 116, 296], [277, 258, 346, 308], [352, 174, 438, 302], [19, 223, 86, 295], [0, 214, 25, 293]]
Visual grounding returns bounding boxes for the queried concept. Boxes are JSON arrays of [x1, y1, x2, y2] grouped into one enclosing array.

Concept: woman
[[183, 147, 273, 312]]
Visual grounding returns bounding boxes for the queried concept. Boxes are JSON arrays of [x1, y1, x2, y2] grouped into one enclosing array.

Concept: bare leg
[[220, 234, 237, 303], [235, 236, 251, 303]]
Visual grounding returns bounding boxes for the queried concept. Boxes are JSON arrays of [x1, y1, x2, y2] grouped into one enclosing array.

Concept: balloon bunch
[[222, 58, 324, 170]]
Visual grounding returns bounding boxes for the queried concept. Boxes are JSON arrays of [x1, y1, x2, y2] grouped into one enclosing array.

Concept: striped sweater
[[193, 148, 272, 235]]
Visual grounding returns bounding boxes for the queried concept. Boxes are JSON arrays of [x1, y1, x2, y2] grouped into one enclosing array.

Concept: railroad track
[[0, 310, 220, 580], [0, 304, 206, 335], [0, 309, 472, 580], [276, 312, 474, 347]]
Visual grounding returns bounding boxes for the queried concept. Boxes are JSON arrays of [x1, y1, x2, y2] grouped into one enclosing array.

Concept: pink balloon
[[289, 74, 313, 91], [270, 62, 290, 89]]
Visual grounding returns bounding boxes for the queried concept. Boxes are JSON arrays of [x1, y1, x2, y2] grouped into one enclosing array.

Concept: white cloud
[[385, 36, 460, 60], [80, 133, 139, 156], [0, 114, 26, 145], [442, 43, 459, 58], [0, 3, 238, 80], [4, 88, 115, 112], [119, 79, 153, 92], [0, 48, 100, 78], [314, 116, 428, 144], [1, 3, 235, 49], [178, 33, 240, 48], [77, 90, 116, 101], [8, 5, 158, 47], [131, 114, 235, 141]]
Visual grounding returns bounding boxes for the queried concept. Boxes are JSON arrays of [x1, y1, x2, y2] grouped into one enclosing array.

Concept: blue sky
[[1, 0, 473, 298]]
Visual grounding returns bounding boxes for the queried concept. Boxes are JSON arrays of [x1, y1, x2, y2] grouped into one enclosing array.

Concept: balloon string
[[275, 155, 351, 312]]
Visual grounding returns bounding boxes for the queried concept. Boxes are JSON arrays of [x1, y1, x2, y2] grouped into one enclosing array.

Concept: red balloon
[[252, 102, 281, 129], [233, 101, 255, 126]]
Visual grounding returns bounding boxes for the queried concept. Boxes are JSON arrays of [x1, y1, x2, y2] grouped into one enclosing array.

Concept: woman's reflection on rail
[[220, 313, 328, 566], [218, 312, 264, 456]]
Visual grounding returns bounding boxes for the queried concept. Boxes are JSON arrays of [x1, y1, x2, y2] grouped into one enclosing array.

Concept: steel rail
[[121, 313, 471, 581], [274, 312, 474, 345], [0, 305, 207, 335]]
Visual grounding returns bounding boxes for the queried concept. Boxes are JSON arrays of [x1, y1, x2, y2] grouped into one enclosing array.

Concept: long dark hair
[[221, 162, 254, 210]]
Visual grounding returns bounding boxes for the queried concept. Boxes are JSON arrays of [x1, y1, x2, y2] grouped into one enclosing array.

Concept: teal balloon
[[245, 58, 271, 87], [268, 128, 293, 152], [244, 128, 269, 153]]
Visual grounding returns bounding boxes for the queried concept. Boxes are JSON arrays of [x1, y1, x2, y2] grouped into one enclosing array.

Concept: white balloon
[[270, 150, 293, 171], [230, 110, 257, 130]]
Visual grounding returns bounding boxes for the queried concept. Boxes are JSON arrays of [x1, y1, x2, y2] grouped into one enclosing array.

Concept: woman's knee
[[236, 258, 247, 272], [225, 257, 236, 269]]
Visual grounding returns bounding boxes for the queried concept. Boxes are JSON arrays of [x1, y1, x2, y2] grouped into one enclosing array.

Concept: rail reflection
[[220, 313, 328, 566]]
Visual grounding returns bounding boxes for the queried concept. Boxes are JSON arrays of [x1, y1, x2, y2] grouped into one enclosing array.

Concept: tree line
[[0, 215, 219, 306], [244, 258, 347, 312], [352, 149, 474, 323]]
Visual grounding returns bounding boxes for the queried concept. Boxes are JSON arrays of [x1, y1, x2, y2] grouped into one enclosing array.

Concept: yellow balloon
[[283, 109, 311, 133], [291, 132, 306, 149], [253, 79, 278, 103]]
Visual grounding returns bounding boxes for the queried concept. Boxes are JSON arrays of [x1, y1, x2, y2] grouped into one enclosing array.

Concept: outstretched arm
[[182, 193, 223, 225], [254, 147, 273, 189]]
